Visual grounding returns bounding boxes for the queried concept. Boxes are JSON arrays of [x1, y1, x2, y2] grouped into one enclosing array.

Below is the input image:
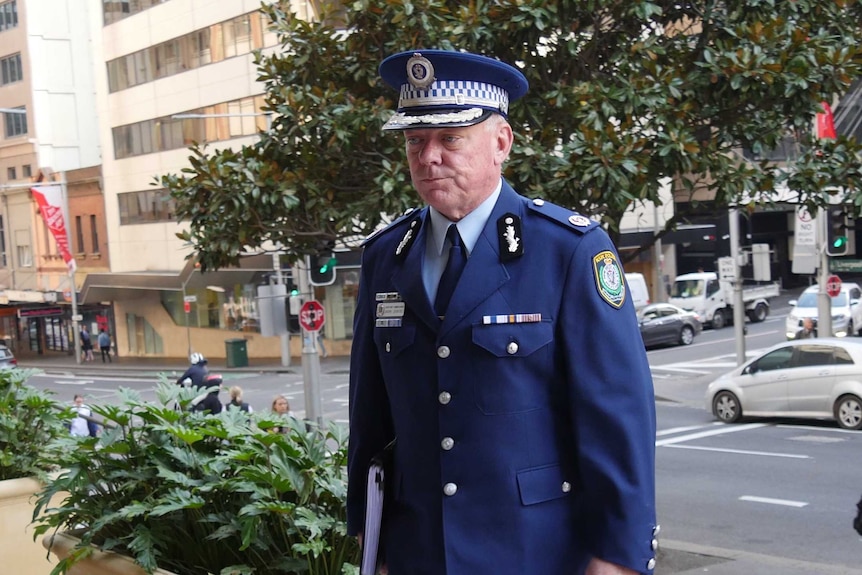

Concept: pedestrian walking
[[97, 329, 113, 363], [80, 326, 94, 362], [347, 50, 657, 575]]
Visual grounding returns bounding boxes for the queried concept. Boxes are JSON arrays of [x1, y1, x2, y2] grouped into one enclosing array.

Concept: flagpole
[[59, 172, 81, 365]]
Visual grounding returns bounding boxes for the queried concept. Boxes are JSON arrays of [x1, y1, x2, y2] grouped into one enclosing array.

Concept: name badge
[[377, 302, 406, 318]]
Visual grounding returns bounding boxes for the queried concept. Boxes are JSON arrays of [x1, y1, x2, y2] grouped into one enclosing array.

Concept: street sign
[[183, 301, 191, 313], [299, 300, 325, 332], [826, 274, 842, 298], [71, 314, 83, 322], [183, 295, 197, 303], [717, 257, 736, 282], [831, 259, 862, 273]]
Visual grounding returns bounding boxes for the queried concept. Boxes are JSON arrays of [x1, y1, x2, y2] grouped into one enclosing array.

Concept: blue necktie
[[435, 224, 467, 316]]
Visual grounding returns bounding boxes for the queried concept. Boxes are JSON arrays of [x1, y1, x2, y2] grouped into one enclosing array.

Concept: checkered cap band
[[398, 80, 509, 115]]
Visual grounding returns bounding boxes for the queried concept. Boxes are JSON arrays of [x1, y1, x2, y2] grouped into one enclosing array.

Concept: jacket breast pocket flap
[[374, 324, 416, 356], [516, 463, 576, 506], [472, 321, 553, 358]]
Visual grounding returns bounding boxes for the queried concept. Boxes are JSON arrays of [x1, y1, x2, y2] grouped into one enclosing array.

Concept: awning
[[78, 254, 277, 304], [618, 224, 717, 249]]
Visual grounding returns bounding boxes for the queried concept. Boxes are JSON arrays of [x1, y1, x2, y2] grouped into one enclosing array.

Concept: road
[[24, 300, 862, 574]]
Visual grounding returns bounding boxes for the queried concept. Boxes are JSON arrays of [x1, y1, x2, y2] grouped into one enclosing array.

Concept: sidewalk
[[16, 352, 352, 377]]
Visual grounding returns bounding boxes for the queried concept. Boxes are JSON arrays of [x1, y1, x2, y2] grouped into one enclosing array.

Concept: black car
[[638, 303, 703, 348]]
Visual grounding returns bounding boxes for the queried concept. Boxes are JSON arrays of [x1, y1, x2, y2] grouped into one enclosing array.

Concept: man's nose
[[417, 141, 442, 165]]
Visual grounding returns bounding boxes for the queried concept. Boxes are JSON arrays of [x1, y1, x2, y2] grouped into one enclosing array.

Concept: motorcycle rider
[[176, 352, 209, 388]]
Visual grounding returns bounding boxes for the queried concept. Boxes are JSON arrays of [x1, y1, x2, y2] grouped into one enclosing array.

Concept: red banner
[[30, 184, 76, 273], [816, 101, 837, 140]]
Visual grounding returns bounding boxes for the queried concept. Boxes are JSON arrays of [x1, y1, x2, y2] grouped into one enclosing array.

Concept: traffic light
[[826, 208, 849, 256], [310, 254, 337, 286]]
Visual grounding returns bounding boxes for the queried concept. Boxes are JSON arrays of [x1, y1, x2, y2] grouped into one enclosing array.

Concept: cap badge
[[406, 53, 435, 89]]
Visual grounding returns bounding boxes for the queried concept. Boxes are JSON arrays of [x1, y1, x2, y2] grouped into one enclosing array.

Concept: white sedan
[[706, 338, 862, 430]]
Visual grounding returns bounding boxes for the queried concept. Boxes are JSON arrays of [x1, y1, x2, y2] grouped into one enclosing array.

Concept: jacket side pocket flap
[[516, 464, 575, 506]]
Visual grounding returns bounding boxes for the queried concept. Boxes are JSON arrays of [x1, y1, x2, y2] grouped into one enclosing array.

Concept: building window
[[75, 215, 85, 253], [90, 214, 99, 252], [3, 108, 26, 138], [118, 189, 175, 224], [14, 229, 30, 267], [0, 1, 17, 33], [112, 95, 265, 159], [103, 0, 171, 26], [0, 53, 21, 85], [6, 166, 14, 180], [105, 11, 278, 93], [0, 215, 6, 267], [21, 164, 30, 177]]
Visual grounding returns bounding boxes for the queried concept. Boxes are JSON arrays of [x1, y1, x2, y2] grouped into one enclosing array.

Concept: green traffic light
[[319, 256, 337, 274], [833, 236, 848, 249]]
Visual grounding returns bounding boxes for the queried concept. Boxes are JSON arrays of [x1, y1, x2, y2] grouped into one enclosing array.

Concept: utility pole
[[729, 208, 746, 365], [298, 256, 323, 425], [272, 253, 291, 367], [817, 208, 833, 337]]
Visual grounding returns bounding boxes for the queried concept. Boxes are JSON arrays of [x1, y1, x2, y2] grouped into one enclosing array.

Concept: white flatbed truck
[[668, 271, 780, 329]]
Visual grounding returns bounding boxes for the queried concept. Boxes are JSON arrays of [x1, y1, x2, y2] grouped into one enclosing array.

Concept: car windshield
[[671, 280, 703, 298], [797, 291, 847, 307]]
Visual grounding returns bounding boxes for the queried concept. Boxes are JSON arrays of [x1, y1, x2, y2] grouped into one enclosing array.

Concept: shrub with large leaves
[[33, 380, 359, 575], [0, 368, 67, 481]]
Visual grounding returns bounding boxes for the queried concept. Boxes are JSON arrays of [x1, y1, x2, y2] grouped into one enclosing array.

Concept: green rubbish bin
[[225, 338, 248, 368]]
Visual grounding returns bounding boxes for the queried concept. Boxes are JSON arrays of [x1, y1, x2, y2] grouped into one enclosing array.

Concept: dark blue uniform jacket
[[348, 182, 657, 574]]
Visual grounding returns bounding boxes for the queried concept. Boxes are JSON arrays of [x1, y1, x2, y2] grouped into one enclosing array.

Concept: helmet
[[190, 352, 207, 365]]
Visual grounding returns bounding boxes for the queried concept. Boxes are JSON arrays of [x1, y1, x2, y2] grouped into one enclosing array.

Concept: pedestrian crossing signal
[[310, 254, 337, 285]]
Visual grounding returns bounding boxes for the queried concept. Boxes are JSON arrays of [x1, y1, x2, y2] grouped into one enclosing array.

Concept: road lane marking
[[739, 495, 808, 508], [56, 379, 91, 385], [657, 425, 714, 436], [655, 422, 767, 446], [663, 444, 810, 459], [650, 366, 711, 374]]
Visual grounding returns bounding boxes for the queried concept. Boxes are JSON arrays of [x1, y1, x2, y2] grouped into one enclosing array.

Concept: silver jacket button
[[437, 345, 451, 358], [646, 558, 656, 570], [506, 341, 519, 355], [441, 437, 454, 450], [653, 524, 661, 536], [443, 482, 458, 496], [533, 198, 545, 206], [561, 481, 572, 493], [438, 391, 451, 405], [651, 538, 659, 550]]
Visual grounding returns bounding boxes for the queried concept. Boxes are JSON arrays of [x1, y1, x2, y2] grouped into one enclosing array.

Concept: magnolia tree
[[160, 0, 862, 271]]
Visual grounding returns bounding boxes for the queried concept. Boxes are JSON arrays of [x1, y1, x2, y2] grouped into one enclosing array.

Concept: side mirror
[[788, 300, 797, 307], [744, 364, 758, 375]]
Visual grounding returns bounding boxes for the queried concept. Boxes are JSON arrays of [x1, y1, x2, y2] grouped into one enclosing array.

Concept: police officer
[[347, 50, 657, 575]]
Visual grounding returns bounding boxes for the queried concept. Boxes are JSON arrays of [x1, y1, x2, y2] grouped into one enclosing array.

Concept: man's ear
[[493, 122, 514, 165]]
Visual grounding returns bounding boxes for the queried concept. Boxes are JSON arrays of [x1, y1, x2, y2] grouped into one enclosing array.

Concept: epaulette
[[362, 207, 423, 246], [526, 198, 599, 235]]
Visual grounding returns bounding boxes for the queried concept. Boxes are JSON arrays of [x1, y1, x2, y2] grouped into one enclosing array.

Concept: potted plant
[[33, 379, 360, 575], [0, 367, 69, 574]]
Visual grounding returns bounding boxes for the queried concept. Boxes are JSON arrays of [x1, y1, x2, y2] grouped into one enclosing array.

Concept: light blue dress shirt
[[422, 180, 502, 304]]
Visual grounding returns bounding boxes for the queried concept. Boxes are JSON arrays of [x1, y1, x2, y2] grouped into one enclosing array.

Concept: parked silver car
[[706, 338, 862, 430], [0, 345, 17, 370]]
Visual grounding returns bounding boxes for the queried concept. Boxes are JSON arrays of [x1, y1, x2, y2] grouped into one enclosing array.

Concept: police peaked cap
[[379, 49, 529, 131]]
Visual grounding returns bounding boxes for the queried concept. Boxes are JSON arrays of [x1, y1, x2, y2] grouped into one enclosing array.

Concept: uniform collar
[[428, 179, 502, 256]]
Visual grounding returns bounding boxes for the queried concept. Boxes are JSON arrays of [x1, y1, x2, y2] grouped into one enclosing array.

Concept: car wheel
[[834, 394, 862, 430], [747, 303, 768, 323], [712, 310, 726, 329], [679, 325, 695, 346], [712, 391, 742, 423]]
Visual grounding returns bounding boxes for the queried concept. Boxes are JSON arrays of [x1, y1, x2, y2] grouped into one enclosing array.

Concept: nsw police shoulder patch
[[592, 250, 626, 309]]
